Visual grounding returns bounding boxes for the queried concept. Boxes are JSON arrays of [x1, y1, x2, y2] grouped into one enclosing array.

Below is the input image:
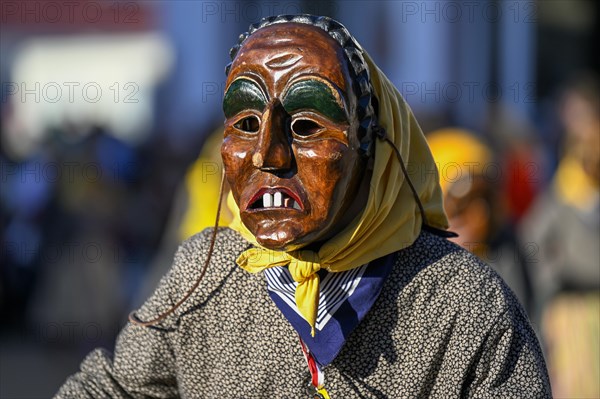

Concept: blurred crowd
[[426, 73, 599, 397], [1, 1, 598, 398]]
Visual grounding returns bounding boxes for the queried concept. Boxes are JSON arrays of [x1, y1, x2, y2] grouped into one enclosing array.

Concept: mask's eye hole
[[234, 116, 260, 133], [291, 119, 323, 137]]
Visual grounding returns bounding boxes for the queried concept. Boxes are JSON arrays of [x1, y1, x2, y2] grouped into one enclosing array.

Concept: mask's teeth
[[293, 200, 301, 210], [263, 193, 273, 208], [273, 191, 283, 207]]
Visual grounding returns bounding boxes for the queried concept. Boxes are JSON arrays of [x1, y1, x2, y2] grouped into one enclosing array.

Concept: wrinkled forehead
[[226, 23, 351, 95]]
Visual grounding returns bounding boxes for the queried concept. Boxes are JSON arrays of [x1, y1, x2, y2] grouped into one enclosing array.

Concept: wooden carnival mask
[[221, 23, 369, 251]]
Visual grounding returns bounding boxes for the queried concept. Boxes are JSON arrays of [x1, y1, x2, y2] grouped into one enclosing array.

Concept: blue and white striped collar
[[264, 252, 395, 366], [265, 264, 366, 331]]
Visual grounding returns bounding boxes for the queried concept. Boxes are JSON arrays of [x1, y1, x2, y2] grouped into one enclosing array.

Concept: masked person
[[56, 15, 551, 398]]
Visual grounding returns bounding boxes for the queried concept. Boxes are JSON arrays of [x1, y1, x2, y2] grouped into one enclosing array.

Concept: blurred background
[[0, 1, 598, 397]]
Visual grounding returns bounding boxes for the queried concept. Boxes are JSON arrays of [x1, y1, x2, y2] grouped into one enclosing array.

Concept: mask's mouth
[[247, 187, 304, 211]]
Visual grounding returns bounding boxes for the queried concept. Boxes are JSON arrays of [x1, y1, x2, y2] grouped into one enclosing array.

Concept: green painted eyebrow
[[223, 78, 267, 118], [282, 80, 347, 123]]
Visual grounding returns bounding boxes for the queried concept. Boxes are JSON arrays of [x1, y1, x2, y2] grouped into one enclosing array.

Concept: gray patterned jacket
[[56, 228, 552, 398]]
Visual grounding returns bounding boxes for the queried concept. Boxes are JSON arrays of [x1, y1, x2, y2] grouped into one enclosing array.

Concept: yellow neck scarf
[[229, 52, 448, 336]]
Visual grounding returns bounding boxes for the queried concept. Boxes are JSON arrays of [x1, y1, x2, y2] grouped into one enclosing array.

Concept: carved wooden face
[[221, 23, 367, 251]]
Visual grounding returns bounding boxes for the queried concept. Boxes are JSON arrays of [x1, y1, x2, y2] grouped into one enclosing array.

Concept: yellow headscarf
[[228, 51, 448, 335]]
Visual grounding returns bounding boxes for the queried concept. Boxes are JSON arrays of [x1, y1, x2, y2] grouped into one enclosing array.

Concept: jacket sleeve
[[468, 303, 553, 399], [54, 241, 194, 399]]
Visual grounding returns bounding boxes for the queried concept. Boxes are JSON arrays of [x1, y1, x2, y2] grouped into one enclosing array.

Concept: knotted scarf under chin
[[236, 248, 322, 336]]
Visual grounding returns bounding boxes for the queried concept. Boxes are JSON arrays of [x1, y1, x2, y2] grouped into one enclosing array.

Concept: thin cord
[[374, 126, 430, 227], [128, 167, 227, 327]]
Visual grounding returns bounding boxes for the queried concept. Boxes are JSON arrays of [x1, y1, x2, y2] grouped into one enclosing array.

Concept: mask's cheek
[[294, 142, 354, 219], [317, 144, 365, 226], [221, 135, 255, 201]]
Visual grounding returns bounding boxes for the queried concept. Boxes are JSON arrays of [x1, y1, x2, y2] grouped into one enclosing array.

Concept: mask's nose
[[252, 99, 294, 172]]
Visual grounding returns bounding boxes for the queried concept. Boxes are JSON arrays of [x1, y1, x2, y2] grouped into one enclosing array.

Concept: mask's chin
[[246, 210, 344, 253], [256, 237, 306, 252], [254, 231, 311, 252], [245, 217, 310, 252]]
